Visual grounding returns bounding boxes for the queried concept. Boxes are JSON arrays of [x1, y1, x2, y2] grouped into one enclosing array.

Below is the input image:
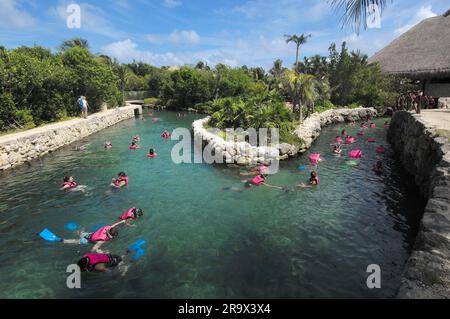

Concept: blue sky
[[0, 0, 448, 68]]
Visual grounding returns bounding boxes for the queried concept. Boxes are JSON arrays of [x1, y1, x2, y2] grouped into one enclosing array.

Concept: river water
[[0, 111, 425, 298]]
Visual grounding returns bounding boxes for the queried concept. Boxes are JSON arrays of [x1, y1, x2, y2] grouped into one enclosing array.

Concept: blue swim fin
[[65, 222, 79, 232], [128, 239, 146, 252], [39, 228, 61, 242], [132, 248, 145, 261], [297, 166, 306, 171]]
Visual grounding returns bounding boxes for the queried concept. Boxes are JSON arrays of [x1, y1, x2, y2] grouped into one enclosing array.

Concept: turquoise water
[[0, 111, 425, 298]]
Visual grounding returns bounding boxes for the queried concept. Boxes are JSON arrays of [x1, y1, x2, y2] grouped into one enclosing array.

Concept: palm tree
[[60, 38, 89, 51], [284, 33, 311, 71], [330, 0, 388, 33], [270, 59, 284, 78], [281, 70, 318, 122]]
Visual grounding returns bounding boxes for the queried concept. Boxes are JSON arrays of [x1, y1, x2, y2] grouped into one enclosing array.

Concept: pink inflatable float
[[349, 150, 362, 159], [309, 153, 321, 165], [367, 138, 376, 143]]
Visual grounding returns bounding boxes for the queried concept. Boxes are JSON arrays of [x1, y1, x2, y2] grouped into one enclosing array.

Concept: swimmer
[[147, 148, 158, 158], [62, 221, 125, 253], [119, 207, 143, 226], [350, 120, 356, 126], [132, 135, 141, 143], [370, 122, 376, 128], [77, 253, 124, 273], [129, 141, 139, 150], [243, 174, 283, 189], [341, 129, 347, 137], [298, 171, 320, 188], [345, 136, 355, 144], [335, 136, 343, 144], [360, 122, 368, 129], [161, 130, 171, 139], [104, 141, 112, 149], [61, 176, 77, 190], [111, 172, 129, 188], [383, 121, 390, 129], [373, 161, 384, 174], [333, 144, 342, 155]]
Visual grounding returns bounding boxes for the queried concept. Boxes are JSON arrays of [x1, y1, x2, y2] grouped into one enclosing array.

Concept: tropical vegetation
[[1, 35, 408, 139]]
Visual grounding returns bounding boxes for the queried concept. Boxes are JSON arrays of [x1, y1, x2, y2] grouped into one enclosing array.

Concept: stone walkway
[[0, 105, 140, 144], [413, 109, 450, 131]]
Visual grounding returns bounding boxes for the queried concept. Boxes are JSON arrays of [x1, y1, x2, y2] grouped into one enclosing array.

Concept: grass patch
[[143, 97, 160, 105], [435, 129, 450, 142]]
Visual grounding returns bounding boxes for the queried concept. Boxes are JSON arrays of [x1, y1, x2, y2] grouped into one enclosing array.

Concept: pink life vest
[[114, 176, 128, 187], [62, 181, 77, 189], [370, 123, 376, 128], [310, 176, 320, 185], [129, 145, 138, 150], [309, 153, 321, 164], [161, 132, 171, 139], [335, 137, 342, 143], [367, 138, 376, 143], [349, 150, 362, 159], [119, 207, 137, 220], [83, 253, 111, 269], [147, 153, 158, 158], [251, 175, 265, 186], [90, 226, 112, 242], [346, 137, 355, 144]]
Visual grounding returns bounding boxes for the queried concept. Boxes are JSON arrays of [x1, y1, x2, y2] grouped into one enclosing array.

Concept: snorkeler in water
[[62, 221, 125, 253]]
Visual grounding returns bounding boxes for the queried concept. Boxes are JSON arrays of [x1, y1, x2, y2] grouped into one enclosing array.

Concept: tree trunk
[[295, 44, 300, 71], [299, 103, 303, 123]]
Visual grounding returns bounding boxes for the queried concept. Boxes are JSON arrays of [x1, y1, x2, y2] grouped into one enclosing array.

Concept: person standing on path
[[78, 96, 89, 119]]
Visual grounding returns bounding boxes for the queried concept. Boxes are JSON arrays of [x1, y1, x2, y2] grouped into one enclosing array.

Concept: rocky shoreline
[[0, 104, 142, 171], [192, 107, 378, 166], [388, 111, 450, 298]]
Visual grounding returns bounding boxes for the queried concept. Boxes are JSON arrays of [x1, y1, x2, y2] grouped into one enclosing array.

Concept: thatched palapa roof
[[369, 9, 450, 79]]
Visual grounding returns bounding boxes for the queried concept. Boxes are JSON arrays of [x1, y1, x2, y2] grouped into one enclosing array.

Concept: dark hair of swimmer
[[63, 176, 72, 182], [311, 171, 317, 178], [135, 208, 143, 217], [77, 257, 89, 272], [118, 172, 127, 177], [149, 148, 154, 154], [131, 141, 136, 146], [109, 227, 119, 237]]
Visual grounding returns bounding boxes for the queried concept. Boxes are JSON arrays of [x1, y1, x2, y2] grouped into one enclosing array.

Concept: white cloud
[[147, 30, 200, 45], [50, 1, 126, 38], [163, 0, 182, 9], [395, 5, 437, 35], [0, 0, 35, 28]]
